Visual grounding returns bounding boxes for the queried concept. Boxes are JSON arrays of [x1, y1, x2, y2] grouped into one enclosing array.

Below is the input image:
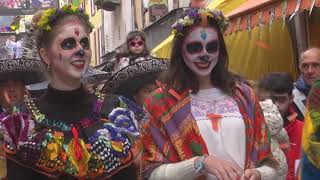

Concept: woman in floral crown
[[141, 7, 278, 180], [1, 5, 139, 179]]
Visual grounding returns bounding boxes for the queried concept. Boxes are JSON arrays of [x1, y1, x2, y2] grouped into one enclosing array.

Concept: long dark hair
[[163, 14, 235, 95]]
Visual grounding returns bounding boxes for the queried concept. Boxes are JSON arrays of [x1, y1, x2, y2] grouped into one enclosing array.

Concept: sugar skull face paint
[[182, 27, 219, 77], [43, 17, 92, 82], [75, 27, 80, 36]]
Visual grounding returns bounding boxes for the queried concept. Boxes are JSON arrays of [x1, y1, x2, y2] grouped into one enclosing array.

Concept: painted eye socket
[[61, 38, 76, 50], [186, 42, 203, 54], [206, 41, 219, 53], [80, 37, 90, 49]]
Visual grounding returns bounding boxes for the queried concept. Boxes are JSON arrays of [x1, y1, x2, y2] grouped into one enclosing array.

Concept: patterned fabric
[[190, 88, 246, 172], [0, 96, 139, 179], [301, 80, 320, 179], [103, 57, 169, 94], [141, 83, 276, 179], [259, 99, 288, 178]]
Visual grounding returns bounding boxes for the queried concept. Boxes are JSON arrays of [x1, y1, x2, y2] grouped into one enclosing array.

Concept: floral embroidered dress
[[141, 83, 277, 179], [0, 85, 139, 179]]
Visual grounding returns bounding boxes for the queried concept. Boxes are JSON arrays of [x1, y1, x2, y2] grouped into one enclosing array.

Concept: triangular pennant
[[281, 0, 288, 30], [269, 7, 275, 32], [258, 11, 264, 40], [247, 15, 252, 39], [236, 17, 241, 32]]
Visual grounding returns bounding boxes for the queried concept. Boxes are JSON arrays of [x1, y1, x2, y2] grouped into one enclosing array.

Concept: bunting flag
[[281, 0, 288, 30], [236, 17, 242, 32], [289, 0, 302, 21], [269, 7, 275, 32], [246, 15, 252, 38], [258, 11, 264, 40], [225, 0, 319, 34]]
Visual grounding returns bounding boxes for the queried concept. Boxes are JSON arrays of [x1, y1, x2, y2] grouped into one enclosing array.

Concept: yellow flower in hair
[[36, 4, 92, 32]]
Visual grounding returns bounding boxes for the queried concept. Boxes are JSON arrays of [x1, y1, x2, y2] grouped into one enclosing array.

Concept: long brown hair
[[163, 13, 235, 94]]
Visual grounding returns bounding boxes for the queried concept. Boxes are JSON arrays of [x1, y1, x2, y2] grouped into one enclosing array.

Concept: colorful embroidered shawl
[[301, 80, 320, 179], [141, 83, 276, 179], [0, 96, 139, 179]]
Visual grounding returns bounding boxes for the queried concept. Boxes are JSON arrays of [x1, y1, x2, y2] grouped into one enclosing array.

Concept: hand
[[242, 169, 261, 180], [203, 155, 243, 180]]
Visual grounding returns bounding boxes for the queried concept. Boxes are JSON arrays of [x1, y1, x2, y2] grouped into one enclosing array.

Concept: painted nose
[[76, 49, 85, 57], [199, 54, 210, 62]]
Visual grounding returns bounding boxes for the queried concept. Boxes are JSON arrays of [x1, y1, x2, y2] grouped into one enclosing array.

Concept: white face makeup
[[182, 27, 219, 77], [44, 17, 92, 82]]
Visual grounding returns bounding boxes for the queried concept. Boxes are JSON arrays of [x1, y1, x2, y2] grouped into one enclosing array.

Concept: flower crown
[[171, 8, 229, 36], [36, 4, 93, 31]]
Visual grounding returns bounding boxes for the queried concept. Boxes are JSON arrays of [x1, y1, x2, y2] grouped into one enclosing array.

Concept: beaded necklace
[[8, 91, 134, 178]]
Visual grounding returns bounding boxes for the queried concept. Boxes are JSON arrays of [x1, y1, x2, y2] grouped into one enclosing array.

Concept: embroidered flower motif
[[108, 108, 140, 138]]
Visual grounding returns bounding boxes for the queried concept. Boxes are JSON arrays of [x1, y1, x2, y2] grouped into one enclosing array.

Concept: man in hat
[[103, 57, 169, 122], [0, 57, 45, 179], [103, 56, 169, 173]]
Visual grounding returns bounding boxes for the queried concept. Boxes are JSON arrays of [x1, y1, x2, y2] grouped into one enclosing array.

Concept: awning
[[151, 0, 247, 59], [223, 0, 320, 80], [225, 0, 320, 34]]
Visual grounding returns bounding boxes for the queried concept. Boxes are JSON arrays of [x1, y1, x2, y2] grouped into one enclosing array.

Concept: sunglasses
[[129, 40, 144, 47]]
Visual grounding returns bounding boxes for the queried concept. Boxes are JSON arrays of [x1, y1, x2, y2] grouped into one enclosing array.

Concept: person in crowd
[[105, 30, 169, 119], [141, 7, 278, 180], [258, 72, 304, 180], [0, 57, 45, 179], [259, 99, 289, 180], [293, 48, 320, 119], [0, 5, 139, 179], [103, 31, 169, 177], [301, 79, 320, 179], [114, 30, 153, 71]]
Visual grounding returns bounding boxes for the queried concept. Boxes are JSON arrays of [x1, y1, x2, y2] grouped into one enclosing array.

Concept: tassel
[[206, 114, 222, 132], [71, 126, 83, 161]]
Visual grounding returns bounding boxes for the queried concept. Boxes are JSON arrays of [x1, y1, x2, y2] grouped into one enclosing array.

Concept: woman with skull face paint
[[0, 5, 139, 180], [141, 7, 278, 180]]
